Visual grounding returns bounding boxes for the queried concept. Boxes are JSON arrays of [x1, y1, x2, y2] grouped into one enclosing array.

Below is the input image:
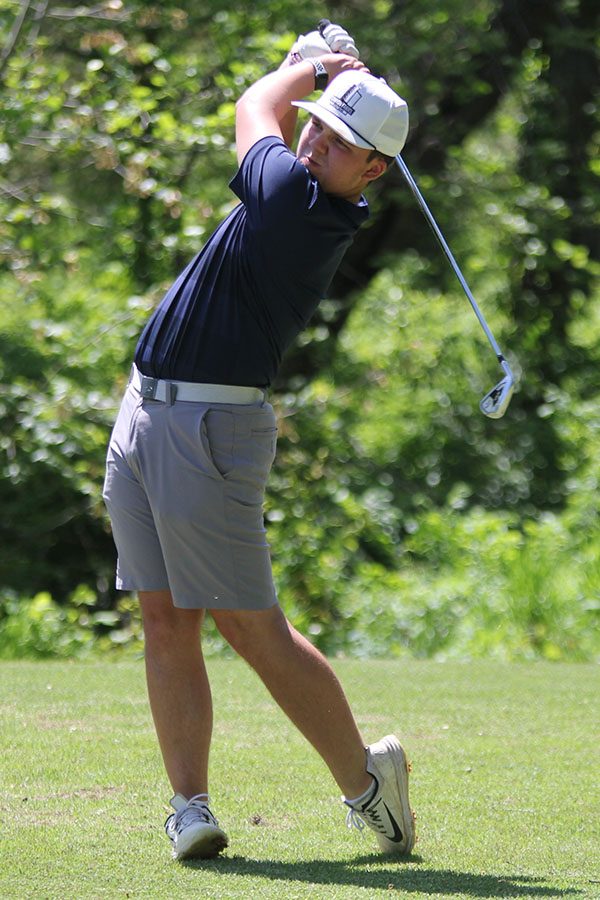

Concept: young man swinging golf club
[[103, 22, 416, 861]]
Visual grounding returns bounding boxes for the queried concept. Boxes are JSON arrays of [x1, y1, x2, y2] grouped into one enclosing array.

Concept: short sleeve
[[229, 136, 318, 233]]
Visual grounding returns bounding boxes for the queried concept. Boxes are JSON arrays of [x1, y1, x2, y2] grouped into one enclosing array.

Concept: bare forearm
[[238, 60, 316, 126], [277, 52, 300, 147]]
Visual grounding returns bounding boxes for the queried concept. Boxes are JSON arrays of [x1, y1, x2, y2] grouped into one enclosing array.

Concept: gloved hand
[[290, 22, 359, 61], [290, 29, 331, 60], [319, 21, 359, 59]]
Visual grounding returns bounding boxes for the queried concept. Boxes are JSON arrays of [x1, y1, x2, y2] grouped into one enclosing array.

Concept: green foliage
[[0, 588, 143, 659], [0, 258, 151, 599], [268, 382, 600, 661], [0, 592, 94, 659]]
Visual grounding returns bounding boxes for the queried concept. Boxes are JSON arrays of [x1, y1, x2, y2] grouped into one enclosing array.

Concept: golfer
[[103, 23, 415, 861]]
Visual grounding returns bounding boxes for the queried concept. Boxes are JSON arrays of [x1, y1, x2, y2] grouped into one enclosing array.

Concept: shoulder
[[230, 136, 316, 211], [236, 134, 298, 171]]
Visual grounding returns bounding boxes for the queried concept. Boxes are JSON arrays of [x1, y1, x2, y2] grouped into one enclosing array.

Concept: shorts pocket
[[200, 408, 235, 480]]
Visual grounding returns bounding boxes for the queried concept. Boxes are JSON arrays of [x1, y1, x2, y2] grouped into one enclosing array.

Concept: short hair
[[367, 149, 395, 168]]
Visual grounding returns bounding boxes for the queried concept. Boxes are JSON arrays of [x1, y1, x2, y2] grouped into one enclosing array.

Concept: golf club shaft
[[395, 154, 507, 365]]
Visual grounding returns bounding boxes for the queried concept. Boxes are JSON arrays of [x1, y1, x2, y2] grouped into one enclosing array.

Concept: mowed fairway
[[0, 658, 598, 899]]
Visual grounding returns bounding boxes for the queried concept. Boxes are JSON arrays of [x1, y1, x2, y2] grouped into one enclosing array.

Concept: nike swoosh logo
[[382, 800, 404, 843]]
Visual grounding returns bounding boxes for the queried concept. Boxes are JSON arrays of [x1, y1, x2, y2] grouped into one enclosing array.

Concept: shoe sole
[[370, 734, 416, 855], [173, 825, 229, 861]]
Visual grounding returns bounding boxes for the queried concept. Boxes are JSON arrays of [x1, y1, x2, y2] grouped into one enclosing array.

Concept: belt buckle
[[140, 375, 158, 400]]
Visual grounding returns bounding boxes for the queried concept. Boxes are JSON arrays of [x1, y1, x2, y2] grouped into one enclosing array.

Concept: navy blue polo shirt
[[134, 136, 369, 387]]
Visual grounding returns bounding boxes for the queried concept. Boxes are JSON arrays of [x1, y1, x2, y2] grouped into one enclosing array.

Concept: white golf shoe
[[344, 734, 416, 855], [164, 793, 228, 860]]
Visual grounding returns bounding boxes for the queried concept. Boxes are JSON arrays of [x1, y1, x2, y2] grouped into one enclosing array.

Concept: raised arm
[[235, 53, 367, 164]]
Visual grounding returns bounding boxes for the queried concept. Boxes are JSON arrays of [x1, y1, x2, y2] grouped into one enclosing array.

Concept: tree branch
[[23, 0, 50, 58], [0, 0, 32, 79], [47, 5, 128, 22]]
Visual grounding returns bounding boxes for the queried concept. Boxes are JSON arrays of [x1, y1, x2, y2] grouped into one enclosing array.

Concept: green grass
[[1, 659, 598, 899]]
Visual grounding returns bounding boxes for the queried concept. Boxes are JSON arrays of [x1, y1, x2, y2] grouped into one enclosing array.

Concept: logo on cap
[[330, 85, 363, 118]]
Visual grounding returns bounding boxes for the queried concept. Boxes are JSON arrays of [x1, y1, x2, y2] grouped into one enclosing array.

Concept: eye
[[311, 117, 323, 130]]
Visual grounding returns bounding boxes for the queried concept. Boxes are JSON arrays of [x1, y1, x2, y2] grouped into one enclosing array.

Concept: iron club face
[[479, 361, 514, 418]]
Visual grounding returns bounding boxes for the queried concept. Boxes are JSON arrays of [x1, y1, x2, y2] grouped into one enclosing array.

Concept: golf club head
[[479, 365, 514, 419]]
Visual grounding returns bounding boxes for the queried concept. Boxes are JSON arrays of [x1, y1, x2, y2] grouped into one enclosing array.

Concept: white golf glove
[[290, 23, 359, 61], [290, 30, 330, 60], [319, 22, 359, 58]]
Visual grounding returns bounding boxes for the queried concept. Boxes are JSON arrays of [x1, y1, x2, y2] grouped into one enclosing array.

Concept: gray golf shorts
[[103, 375, 279, 610]]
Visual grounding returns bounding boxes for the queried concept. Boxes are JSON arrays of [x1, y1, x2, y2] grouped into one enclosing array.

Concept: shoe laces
[[168, 793, 217, 833], [344, 795, 387, 835], [345, 805, 367, 833]]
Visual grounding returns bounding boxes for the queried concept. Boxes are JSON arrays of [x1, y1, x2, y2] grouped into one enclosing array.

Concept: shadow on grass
[[182, 853, 582, 897]]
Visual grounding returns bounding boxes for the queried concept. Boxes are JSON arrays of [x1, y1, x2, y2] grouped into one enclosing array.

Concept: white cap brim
[[291, 100, 374, 151]]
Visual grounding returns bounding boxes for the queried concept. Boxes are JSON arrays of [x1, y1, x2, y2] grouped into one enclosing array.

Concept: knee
[[211, 611, 251, 657], [140, 592, 203, 651], [212, 606, 288, 664]]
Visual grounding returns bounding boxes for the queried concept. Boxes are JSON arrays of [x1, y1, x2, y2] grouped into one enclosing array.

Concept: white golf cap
[[292, 70, 409, 157]]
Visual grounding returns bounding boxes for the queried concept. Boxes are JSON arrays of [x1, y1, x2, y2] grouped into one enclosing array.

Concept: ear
[[363, 156, 388, 184]]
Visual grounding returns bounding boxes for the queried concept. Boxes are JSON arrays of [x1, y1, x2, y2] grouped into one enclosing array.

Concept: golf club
[[317, 18, 515, 418], [394, 155, 515, 418]]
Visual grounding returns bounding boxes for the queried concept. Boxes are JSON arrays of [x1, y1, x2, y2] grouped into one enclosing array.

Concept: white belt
[[130, 364, 264, 405]]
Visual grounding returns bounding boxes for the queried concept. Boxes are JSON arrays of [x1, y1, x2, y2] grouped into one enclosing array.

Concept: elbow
[[235, 92, 260, 133], [235, 92, 248, 116], [235, 93, 246, 125], [236, 86, 260, 118]]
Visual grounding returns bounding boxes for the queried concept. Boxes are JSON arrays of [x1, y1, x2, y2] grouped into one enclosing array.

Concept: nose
[[311, 129, 329, 155]]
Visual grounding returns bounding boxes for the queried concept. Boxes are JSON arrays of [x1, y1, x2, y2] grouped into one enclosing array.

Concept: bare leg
[[140, 591, 212, 798], [211, 604, 372, 799]]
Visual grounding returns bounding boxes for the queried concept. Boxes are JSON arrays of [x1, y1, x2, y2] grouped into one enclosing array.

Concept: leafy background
[[0, 0, 598, 660]]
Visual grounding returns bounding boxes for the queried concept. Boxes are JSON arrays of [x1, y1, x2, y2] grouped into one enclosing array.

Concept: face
[[296, 116, 386, 202]]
